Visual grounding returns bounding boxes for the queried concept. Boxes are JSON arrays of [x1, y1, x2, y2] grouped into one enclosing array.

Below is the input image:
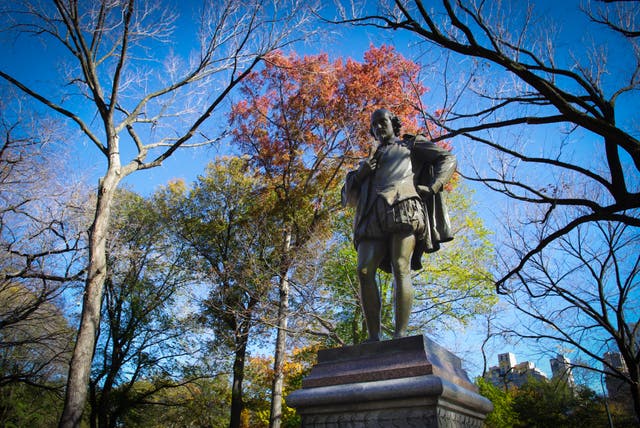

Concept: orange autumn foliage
[[229, 45, 432, 202], [242, 346, 320, 427]]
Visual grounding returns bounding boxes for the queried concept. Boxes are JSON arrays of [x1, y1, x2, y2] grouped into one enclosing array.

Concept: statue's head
[[369, 108, 402, 139]]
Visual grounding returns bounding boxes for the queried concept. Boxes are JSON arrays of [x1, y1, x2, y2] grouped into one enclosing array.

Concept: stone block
[[287, 335, 492, 427]]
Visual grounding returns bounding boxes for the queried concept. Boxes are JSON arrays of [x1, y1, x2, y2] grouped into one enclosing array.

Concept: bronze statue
[[342, 108, 457, 342]]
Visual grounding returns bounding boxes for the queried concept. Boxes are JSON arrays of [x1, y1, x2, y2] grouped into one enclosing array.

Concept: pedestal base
[[287, 335, 492, 427]]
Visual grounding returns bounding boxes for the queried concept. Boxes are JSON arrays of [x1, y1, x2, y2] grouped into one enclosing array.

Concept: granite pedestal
[[287, 335, 492, 427]]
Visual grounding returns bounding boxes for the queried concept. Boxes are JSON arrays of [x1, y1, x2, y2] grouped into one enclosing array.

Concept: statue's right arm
[[341, 169, 361, 208], [342, 157, 376, 207]]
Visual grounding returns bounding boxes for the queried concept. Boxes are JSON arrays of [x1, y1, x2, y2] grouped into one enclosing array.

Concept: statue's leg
[[356, 239, 387, 342], [390, 232, 416, 339]]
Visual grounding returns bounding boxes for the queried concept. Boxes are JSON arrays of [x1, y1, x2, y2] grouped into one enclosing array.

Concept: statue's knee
[[357, 265, 372, 278], [391, 258, 410, 276]]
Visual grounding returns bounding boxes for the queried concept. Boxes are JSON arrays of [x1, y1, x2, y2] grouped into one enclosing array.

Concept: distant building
[[550, 353, 575, 388], [603, 351, 630, 404], [604, 351, 627, 372], [602, 325, 637, 414], [498, 352, 516, 373], [485, 352, 548, 389]]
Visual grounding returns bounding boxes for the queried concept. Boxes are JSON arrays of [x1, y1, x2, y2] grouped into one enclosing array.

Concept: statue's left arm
[[412, 135, 457, 194]]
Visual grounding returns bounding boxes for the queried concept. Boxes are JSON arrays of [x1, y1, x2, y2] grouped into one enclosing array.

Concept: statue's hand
[[357, 157, 377, 179], [416, 185, 434, 198]]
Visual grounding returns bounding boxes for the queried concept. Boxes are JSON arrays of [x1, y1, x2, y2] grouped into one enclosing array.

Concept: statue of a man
[[341, 108, 457, 342]]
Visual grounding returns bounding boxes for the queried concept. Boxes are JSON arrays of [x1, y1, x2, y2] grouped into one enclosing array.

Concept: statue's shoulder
[[402, 133, 431, 147]]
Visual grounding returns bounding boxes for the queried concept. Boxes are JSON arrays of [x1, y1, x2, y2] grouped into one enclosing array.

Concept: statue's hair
[[370, 108, 402, 137]]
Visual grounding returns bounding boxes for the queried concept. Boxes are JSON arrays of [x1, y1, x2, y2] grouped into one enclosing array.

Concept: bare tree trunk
[[88, 381, 98, 428], [628, 364, 640, 423], [269, 230, 292, 428], [59, 168, 121, 428], [97, 362, 119, 428], [229, 346, 246, 428], [229, 319, 252, 428]]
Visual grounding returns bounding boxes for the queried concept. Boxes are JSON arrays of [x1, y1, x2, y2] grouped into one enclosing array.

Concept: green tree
[[0, 383, 64, 428], [156, 157, 280, 428], [117, 377, 231, 428], [513, 378, 574, 427], [0, 284, 73, 428], [412, 185, 496, 333], [478, 376, 636, 428], [242, 346, 318, 428], [88, 189, 201, 428], [511, 378, 617, 428], [476, 377, 518, 428]]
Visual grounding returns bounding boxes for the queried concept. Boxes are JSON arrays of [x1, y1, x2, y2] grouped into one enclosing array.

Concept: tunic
[[341, 134, 457, 272]]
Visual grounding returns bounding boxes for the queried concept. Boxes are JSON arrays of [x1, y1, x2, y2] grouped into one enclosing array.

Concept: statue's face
[[371, 110, 395, 143]]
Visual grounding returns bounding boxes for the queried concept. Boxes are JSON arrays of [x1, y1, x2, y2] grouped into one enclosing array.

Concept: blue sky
[[2, 0, 633, 199]]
